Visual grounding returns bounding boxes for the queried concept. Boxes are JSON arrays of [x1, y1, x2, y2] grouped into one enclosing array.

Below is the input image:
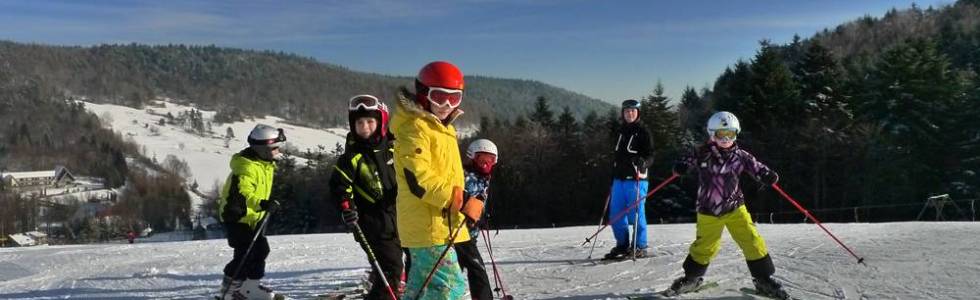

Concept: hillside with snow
[[0, 222, 975, 299], [81, 99, 350, 189]]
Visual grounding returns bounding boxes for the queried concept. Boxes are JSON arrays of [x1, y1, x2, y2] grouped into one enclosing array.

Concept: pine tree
[[855, 38, 965, 204], [640, 81, 682, 168], [678, 86, 709, 142], [530, 96, 555, 129]]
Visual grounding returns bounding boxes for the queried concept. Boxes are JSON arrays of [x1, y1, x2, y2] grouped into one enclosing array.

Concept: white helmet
[[248, 124, 286, 160], [466, 139, 498, 160], [706, 111, 740, 141]]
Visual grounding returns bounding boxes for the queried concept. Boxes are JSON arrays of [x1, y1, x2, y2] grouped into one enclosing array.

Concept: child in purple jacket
[[664, 111, 789, 299]]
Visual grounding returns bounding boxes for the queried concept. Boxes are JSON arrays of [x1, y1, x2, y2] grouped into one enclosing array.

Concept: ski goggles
[[713, 129, 737, 141], [269, 128, 287, 149], [426, 87, 463, 109], [349, 95, 382, 111]]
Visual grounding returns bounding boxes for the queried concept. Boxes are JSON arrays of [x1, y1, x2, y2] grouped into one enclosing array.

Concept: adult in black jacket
[[604, 99, 655, 260], [328, 95, 402, 299]]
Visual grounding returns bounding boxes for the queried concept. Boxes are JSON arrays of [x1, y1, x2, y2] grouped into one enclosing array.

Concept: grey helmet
[[247, 124, 286, 160]]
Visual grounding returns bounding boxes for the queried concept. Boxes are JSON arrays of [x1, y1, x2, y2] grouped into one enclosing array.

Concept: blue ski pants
[[609, 179, 649, 249]]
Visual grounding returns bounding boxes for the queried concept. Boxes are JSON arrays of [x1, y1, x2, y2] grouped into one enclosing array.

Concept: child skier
[[454, 139, 498, 300], [665, 111, 788, 299], [604, 99, 655, 260], [328, 94, 402, 300], [391, 61, 473, 300], [217, 124, 286, 300]]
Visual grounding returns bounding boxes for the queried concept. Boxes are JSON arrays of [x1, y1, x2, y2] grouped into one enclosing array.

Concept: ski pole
[[415, 211, 468, 299], [221, 207, 276, 300], [630, 174, 641, 261], [343, 202, 399, 300], [586, 191, 612, 259], [771, 183, 866, 265], [481, 228, 513, 300], [478, 193, 509, 297], [582, 174, 677, 247]]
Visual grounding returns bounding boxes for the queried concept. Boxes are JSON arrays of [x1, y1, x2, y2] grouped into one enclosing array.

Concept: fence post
[[853, 207, 859, 223], [972, 200, 975, 222], [770, 213, 774, 224]]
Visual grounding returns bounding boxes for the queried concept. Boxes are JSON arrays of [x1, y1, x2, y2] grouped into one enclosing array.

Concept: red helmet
[[418, 61, 464, 90], [415, 61, 464, 109]]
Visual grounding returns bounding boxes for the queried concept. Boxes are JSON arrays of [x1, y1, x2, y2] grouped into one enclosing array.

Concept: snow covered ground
[[0, 222, 975, 299], [81, 99, 349, 190]]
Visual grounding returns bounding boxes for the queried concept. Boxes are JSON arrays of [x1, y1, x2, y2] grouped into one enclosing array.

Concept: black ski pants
[[357, 229, 404, 300], [223, 222, 269, 280], [455, 239, 493, 300]]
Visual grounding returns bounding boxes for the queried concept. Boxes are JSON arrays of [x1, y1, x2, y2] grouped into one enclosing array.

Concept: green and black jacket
[[328, 133, 398, 239]]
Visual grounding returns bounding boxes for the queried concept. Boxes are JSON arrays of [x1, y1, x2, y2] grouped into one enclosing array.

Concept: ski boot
[[228, 279, 286, 300], [602, 246, 630, 260], [218, 276, 235, 296], [632, 247, 649, 259], [662, 276, 703, 296], [753, 276, 791, 300]]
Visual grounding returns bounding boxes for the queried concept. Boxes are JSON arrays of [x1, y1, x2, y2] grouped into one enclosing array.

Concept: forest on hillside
[[0, 41, 611, 128]]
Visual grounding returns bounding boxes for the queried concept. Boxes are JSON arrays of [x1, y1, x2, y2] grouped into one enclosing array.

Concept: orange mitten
[[449, 186, 464, 212], [461, 196, 485, 222]]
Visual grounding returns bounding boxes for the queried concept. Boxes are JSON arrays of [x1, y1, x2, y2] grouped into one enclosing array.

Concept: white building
[[1, 166, 77, 193]]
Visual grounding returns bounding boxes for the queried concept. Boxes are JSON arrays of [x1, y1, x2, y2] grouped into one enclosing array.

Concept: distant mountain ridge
[[0, 41, 613, 127]]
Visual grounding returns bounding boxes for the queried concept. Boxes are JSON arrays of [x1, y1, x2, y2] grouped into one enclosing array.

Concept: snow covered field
[[81, 99, 349, 189], [1, 222, 976, 299]]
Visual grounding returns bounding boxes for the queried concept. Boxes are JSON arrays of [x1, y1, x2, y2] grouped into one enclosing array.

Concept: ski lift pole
[[771, 183, 866, 265]]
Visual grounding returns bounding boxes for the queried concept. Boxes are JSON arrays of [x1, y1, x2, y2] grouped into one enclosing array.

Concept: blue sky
[[0, 0, 950, 103]]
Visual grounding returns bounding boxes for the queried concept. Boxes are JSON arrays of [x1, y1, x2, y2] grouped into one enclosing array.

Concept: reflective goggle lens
[[427, 88, 463, 108]]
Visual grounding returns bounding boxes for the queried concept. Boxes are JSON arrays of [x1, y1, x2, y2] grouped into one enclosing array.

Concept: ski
[[595, 255, 655, 265], [624, 280, 719, 299], [739, 287, 801, 300], [214, 294, 290, 300]]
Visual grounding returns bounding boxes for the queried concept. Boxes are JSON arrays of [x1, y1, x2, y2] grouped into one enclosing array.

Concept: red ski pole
[[415, 213, 467, 299], [771, 183, 866, 265], [582, 174, 678, 246]]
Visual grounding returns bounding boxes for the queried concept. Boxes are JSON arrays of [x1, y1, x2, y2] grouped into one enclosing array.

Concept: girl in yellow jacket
[[393, 61, 480, 300]]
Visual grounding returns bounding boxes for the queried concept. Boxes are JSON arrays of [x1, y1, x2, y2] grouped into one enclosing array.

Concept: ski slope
[[80, 99, 349, 189], [0, 222, 975, 299]]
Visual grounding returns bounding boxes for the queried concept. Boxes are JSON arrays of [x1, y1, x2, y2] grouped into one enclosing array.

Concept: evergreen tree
[[678, 86, 709, 142], [640, 81, 682, 169], [530, 96, 555, 129]]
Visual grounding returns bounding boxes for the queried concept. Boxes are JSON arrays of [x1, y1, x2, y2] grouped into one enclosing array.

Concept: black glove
[[673, 162, 689, 175], [631, 157, 647, 169], [760, 169, 779, 186], [259, 199, 280, 212], [342, 209, 359, 226]]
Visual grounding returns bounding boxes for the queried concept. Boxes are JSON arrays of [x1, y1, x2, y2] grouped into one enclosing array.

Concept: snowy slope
[[81, 99, 349, 189], [0, 222, 975, 299]]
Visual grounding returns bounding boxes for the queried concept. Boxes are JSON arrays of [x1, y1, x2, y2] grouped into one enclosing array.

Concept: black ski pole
[[220, 207, 275, 300], [350, 224, 399, 299], [586, 191, 612, 259], [341, 202, 399, 300]]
